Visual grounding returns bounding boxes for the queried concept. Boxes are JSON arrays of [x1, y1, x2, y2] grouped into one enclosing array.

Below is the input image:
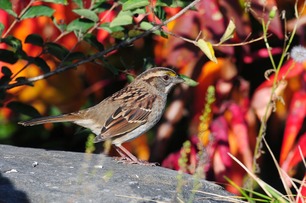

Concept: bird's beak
[[175, 75, 185, 84], [177, 74, 198, 87]]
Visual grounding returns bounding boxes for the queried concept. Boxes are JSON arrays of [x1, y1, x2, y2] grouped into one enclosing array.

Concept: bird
[[19, 67, 185, 165]]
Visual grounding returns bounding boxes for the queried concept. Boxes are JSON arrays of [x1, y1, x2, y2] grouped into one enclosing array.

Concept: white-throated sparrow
[[19, 67, 185, 165]]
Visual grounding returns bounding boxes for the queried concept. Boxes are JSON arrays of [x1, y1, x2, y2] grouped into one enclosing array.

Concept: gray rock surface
[[0, 145, 235, 203]]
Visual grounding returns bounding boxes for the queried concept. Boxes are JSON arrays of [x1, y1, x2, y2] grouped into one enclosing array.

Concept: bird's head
[[136, 67, 185, 94]]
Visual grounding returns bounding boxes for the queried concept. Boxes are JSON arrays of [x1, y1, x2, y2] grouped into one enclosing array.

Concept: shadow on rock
[[0, 172, 30, 203]]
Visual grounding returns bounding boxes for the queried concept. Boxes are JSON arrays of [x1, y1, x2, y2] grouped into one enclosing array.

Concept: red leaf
[[251, 79, 287, 120], [280, 91, 306, 165], [257, 59, 304, 90], [296, 175, 306, 203], [97, 10, 116, 42], [281, 133, 306, 173], [250, 0, 283, 38], [211, 116, 232, 167], [228, 103, 253, 170], [162, 151, 181, 170]]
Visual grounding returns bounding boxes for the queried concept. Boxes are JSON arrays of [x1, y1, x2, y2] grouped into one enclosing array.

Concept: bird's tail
[[18, 113, 80, 126]]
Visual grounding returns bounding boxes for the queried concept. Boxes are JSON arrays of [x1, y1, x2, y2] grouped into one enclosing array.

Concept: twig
[[2, 0, 35, 38], [163, 29, 266, 47], [212, 36, 266, 47], [1, 0, 201, 90], [13, 2, 120, 80]]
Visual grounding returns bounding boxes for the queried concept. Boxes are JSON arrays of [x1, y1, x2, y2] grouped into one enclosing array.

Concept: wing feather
[[96, 91, 156, 141]]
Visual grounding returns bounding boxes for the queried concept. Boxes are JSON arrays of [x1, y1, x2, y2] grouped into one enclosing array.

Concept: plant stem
[[251, 0, 302, 190]]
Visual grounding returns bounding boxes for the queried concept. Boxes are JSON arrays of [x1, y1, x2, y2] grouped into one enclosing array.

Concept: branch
[[1, 0, 201, 90], [164, 29, 267, 47]]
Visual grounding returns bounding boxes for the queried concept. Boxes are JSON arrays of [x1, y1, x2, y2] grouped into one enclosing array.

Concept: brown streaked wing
[[98, 94, 156, 140]]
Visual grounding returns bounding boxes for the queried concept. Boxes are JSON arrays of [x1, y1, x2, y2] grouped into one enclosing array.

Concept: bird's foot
[[114, 157, 158, 166], [113, 145, 158, 166]]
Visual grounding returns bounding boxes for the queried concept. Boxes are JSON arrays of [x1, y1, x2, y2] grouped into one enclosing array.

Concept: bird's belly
[[74, 119, 102, 136]]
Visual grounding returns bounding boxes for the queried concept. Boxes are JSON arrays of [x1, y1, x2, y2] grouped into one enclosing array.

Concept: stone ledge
[[0, 145, 234, 203]]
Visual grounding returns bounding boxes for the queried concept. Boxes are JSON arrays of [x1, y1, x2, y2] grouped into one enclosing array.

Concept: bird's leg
[[115, 145, 138, 162], [114, 145, 157, 166]]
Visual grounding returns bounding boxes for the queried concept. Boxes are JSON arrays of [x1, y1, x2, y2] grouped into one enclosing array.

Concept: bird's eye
[[163, 75, 169, 81]]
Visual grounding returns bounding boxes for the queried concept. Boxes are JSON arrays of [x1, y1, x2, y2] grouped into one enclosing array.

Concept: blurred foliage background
[[0, 0, 305, 196]]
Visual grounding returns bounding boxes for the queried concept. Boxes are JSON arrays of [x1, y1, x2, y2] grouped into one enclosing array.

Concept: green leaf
[[21, 5, 55, 20], [0, 36, 27, 61], [92, 1, 111, 12], [0, 0, 12, 10], [219, 20, 236, 44], [7, 101, 41, 118], [0, 67, 13, 91], [269, 6, 277, 20], [1, 66, 12, 77], [100, 23, 126, 39], [168, 0, 194, 8], [85, 134, 96, 153], [111, 31, 125, 39], [140, 21, 161, 35], [155, 0, 193, 7], [110, 11, 133, 27], [1, 36, 22, 50], [42, 0, 68, 4], [0, 123, 16, 139], [142, 57, 155, 70], [180, 75, 198, 87], [53, 17, 67, 32], [84, 34, 104, 51], [0, 73, 11, 88], [126, 74, 135, 82], [155, 0, 171, 6], [72, 0, 83, 8], [66, 52, 85, 61], [32, 57, 51, 73], [122, 0, 149, 11], [0, 23, 5, 36], [128, 29, 143, 37], [140, 21, 153, 30], [131, 8, 146, 15], [45, 42, 69, 60], [73, 9, 99, 22], [25, 34, 44, 47], [100, 23, 124, 33], [17, 49, 29, 61], [103, 63, 119, 75], [262, 183, 288, 202], [15, 77, 32, 86], [0, 49, 19, 64], [195, 39, 218, 63], [0, 0, 17, 17], [154, 6, 166, 21], [67, 18, 94, 34]]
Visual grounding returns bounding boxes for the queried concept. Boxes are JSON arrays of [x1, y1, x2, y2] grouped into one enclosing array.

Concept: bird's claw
[[114, 157, 158, 166]]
